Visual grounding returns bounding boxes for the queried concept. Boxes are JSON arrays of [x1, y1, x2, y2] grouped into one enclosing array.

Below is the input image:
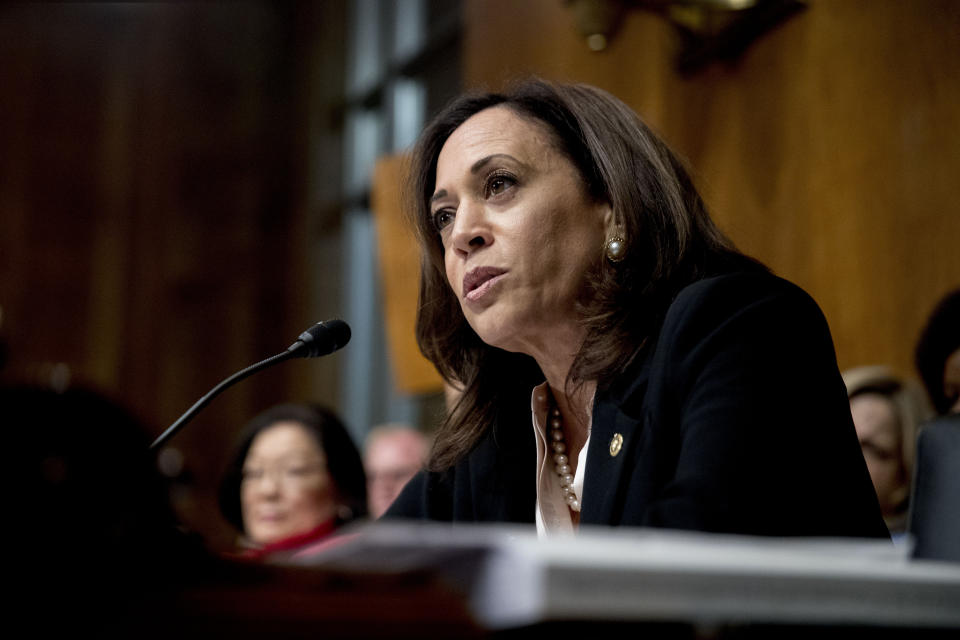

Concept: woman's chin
[[248, 524, 291, 545], [469, 318, 519, 353]]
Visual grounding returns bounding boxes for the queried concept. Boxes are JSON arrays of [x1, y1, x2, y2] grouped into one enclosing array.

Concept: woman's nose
[[450, 200, 493, 257], [254, 473, 281, 496]]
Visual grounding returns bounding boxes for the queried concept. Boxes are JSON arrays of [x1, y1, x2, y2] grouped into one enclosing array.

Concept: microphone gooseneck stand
[[150, 319, 351, 451]]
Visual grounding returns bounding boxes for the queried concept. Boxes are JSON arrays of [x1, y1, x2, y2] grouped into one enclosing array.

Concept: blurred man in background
[[364, 424, 428, 519]]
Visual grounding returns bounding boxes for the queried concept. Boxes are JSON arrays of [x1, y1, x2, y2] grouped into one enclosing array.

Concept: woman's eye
[[241, 469, 263, 481], [860, 442, 895, 461], [484, 171, 516, 198], [285, 466, 311, 477], [432, 209, 455, 231]]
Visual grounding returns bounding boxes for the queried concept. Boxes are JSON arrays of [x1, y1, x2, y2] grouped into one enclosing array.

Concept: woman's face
[[849, 393, 904, 516], [430, 106, 610, 357], [240, 421, 336, 545]]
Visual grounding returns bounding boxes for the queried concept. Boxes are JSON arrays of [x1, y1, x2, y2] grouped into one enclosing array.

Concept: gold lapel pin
[[609, 433, 623, 457]]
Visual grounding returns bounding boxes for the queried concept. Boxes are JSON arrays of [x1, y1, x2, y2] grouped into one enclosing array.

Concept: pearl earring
[[605, 235, 626, 263]]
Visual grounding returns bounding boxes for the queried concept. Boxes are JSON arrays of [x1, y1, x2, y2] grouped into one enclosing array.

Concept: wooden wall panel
[[372, 155, 445, 394], [462, 0, 960, 381], [0, 3, 339, 550]]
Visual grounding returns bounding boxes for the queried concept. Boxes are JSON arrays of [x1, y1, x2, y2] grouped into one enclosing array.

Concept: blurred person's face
[[241, 421, 336, 545], [944, 348, 960, 414], [850, 393, 904, 516], [431, 106, 610, 356], [365, 430, 426, 519]]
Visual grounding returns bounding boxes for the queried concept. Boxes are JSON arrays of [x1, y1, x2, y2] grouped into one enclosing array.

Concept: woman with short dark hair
[[915, 288, 960, 416], [387, 79, 887, 539], [219, 404, 366, 559]]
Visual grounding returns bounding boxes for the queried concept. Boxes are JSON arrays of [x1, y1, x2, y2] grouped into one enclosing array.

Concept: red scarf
[[240, 520, 337, 561]]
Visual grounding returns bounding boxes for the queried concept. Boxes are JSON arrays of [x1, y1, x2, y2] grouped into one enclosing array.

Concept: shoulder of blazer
[[601, 270, 823, 413], [664, 271, 820, 338]]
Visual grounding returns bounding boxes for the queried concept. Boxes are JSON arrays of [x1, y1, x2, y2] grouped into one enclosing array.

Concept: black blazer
[[387, 271, 889, 538]]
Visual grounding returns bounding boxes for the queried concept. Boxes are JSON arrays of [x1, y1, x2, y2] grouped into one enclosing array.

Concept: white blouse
[[530, 381, 593, 537]]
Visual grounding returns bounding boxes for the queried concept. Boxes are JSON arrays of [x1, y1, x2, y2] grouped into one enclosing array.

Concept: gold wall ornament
[[565, 0, 627, 52], [563, 0, 806, 73]]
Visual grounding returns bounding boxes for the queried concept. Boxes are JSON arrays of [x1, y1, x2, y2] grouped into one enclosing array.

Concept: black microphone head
[[289, 319, 351, 358]]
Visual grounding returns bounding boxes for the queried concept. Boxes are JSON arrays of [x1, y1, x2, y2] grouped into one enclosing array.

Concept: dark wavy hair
[[408, 79, 762, 471], [218, 403, 367, 533], [915, 288, 960, 415]]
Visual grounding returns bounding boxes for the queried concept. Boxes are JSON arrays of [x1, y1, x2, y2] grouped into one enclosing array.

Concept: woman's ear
[[599, 201, 615, 230]]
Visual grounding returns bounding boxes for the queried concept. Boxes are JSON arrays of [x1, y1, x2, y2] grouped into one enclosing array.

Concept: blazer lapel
[[482, 411, 537, 523], [581, 356, 650, 525]]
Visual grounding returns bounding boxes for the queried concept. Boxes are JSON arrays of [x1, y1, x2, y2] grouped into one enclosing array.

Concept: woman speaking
[[386, 79, 887, 538]]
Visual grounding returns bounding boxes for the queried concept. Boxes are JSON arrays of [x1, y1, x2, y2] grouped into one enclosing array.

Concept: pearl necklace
[[548, 404, 581, 512]]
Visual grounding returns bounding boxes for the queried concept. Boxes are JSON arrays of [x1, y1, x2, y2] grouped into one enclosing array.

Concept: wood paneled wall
[[0, 3, 344, 549], [462, 0, 960, 381], [372, 155, 445, 394]]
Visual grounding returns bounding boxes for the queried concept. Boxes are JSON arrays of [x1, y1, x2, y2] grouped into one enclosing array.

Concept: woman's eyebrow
[[431, 154, 522, 203], [470, 153, 516, 174]]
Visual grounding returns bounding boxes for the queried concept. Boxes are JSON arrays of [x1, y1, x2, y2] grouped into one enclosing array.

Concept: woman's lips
[[463, 267, 507, 303], [256, 512, 285, 523]]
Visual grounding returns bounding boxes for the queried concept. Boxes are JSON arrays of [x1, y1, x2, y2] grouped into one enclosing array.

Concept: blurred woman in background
[[843, 366, 933, 539], [218, 404, 367, 561]]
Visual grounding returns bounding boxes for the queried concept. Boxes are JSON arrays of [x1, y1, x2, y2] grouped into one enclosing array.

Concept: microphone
[[287, 319, 351, 358], [150, 320, 351, 451]]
